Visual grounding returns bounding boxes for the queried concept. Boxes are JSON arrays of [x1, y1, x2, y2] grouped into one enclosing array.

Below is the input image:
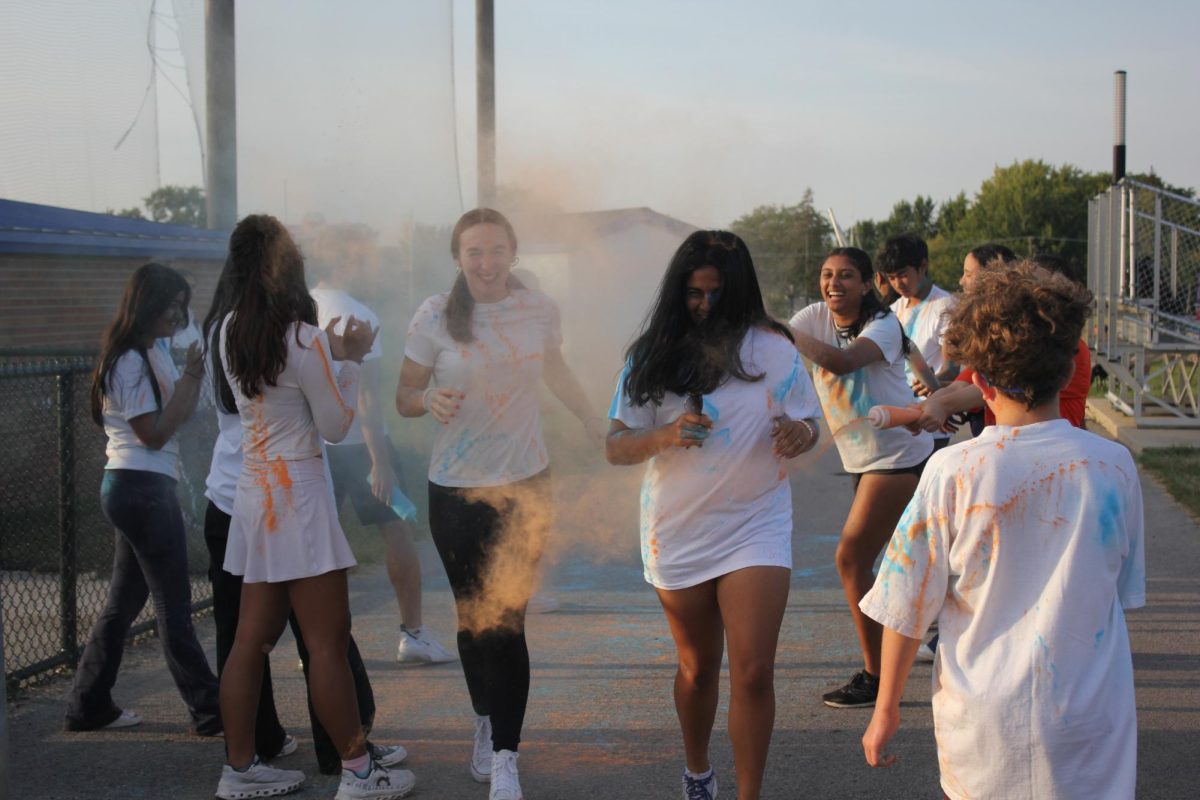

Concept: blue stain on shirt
[[1095, 629, 1105, 649], [771, 361, 800, 407], [1097, 487, 1123, 546], [902, 298, 924, 341], [844, 372, 875, 420], [701, 398, 720, 422], [608, 362, 631, 419]]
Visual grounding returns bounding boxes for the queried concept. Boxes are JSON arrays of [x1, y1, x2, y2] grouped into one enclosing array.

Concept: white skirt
[[225, 456, 357, 583]]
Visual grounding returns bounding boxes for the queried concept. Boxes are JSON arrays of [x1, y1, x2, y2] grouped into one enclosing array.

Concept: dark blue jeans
[[65, 469, 221, 733], [204, 501, 376, 773]]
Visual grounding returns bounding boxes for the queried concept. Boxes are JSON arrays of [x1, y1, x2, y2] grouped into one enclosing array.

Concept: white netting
[[0, 0, 161, 212], [2, 1, 462, 234], [174, 0, 463, 236]]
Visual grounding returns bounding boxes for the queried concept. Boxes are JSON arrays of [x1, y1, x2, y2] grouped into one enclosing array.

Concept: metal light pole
[[206, 0, 237, 230], [1112, 70, 1127, 184], [476, 0, 496, 208]]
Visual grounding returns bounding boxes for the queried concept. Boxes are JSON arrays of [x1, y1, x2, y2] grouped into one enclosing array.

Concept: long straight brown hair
[[445, 208, 523, 343], [222, 214, 317, 398], [90, 263, 191, 425]]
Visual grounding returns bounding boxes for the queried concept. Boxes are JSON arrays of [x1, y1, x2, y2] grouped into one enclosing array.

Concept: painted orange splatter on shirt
[[313, 336, 355, 430]]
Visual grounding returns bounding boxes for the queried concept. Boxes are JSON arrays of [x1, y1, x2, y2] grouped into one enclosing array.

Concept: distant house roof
[[0, 198, 229, 260], [515, 206, 699, 251], [565, 207, 698, 238]]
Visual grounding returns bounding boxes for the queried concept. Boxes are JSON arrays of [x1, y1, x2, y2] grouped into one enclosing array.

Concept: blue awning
[[0, 198, 230, 260]]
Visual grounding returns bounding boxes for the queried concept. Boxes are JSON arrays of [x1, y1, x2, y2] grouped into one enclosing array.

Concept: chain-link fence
[[1088, 179, 1200, 426], [0, 354, 215, 688]]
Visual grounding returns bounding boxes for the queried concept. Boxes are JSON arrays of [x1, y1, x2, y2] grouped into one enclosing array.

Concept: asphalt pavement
[[9, 429, 1199, 799]]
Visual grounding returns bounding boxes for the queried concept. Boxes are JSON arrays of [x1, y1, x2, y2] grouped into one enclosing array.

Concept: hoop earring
[[511, 256, 520, 267]]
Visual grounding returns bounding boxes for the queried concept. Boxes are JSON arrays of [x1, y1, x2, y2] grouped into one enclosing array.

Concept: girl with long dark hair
[[65, 263, 221, 735], [606, 231, 822, 800], [212, 215, 413, 800], [787, 247, 933, 709], [201, 257, 399, 779], [396, 208, 601, 800]]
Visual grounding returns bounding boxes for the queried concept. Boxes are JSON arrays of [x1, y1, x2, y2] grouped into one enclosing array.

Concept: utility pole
[[476, 0, 495, 208], [1112, 70, 1127, 184], [205, 0, 237, 230]]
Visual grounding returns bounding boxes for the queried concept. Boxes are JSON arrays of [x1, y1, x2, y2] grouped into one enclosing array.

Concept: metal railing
[[0, 355, 214, 688], [1088, 179, 1200, 427]]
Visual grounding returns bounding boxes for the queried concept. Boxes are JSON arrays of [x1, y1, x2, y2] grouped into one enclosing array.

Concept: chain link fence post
[[56, 370, 78, 659]]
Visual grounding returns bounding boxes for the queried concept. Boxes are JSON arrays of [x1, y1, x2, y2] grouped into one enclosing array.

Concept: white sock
[[685, 766, 713, 780]]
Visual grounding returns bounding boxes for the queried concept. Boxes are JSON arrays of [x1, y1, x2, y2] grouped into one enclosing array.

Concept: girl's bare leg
[[836, 473, 919, 675], [716, 566, 790, 800], [655, 581, 725, 774]]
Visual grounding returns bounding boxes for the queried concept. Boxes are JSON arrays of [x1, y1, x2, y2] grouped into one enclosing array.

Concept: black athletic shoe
[[822, 670, 879, 708]]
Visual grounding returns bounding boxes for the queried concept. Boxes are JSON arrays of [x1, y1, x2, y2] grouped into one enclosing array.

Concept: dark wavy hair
[[222, 214, 317, 398], [201, 255, 242, 414], [90, 263, 191, 425], [876, 233, 929, 275], [445, 208, 524, 343], [623, 230, 792, 406], [967, 243, 1017, 268], [823, 247, 909, 356]]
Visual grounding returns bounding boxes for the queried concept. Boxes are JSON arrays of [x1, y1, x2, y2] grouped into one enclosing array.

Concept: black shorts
[[851, 456, 930, 493], [326, 439, 413, 526]]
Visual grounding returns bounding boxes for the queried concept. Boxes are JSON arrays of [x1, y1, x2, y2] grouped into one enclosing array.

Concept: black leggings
[[428, 470, 551, 753]]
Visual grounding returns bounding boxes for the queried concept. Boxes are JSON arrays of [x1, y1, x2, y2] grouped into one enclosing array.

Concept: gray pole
[[476, 0, 495, 208], [0, 600, 8, 800], [206, 0, 237, 230], [1112, 70, 1126, 184]]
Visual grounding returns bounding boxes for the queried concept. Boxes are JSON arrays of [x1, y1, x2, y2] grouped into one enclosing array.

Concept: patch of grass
[[1139, 446, 1200, 519]]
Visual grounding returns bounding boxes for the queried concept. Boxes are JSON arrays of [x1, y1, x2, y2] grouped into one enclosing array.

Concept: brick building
[[0, 199, 229, 354]]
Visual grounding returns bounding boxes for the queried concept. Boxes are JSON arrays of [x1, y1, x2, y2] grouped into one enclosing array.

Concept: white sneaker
[[916, 633, 939, 663], [489, 750, 522, 800], [396, 626, 457, 664], [526, 593, 559, 613], [681, 767, 718, 800], [103, 710, 142, 729], [215, 757, 305, 799], [470, 715, 493, 782], [335, 760, 416, 800], [268, 734, 299, 760], [368, 741, 409, 767]]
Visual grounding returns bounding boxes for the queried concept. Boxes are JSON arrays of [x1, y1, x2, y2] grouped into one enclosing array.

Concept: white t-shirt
[[892, 285, 956, 441], [219, 318, 361, 463], [101, 342, 180, 478], [404, 289, 562, 487], [311, 286, 382, 448], [788, 303, 932, 472], [860, 421, 1145, 800], [609, 327, 822, 590], [204, 402, 242, 516], [891, 284, 955, 377]]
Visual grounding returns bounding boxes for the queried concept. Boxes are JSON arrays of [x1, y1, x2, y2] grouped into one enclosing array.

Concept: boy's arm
[[862, 628, 921, 768], [358, 358, 395, 503]]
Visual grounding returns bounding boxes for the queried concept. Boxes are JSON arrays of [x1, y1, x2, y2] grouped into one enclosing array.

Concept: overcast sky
[[147, 0, 1200, 233]]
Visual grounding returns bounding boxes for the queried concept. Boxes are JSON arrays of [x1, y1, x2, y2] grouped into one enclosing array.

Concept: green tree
[[143, 185, 206, 226], [106, 185, 207, 226], [938, 160, 1108, 284], [728, 188, 832, 313], [108, 206, 145, 220], [849, 195, 949, 259]]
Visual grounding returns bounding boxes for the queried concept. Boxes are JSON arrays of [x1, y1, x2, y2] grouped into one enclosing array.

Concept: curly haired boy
[[858, 262, 1145, 800]]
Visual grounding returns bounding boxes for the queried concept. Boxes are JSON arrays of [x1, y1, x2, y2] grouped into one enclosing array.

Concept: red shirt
[[955, 341, 1090, 428]]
